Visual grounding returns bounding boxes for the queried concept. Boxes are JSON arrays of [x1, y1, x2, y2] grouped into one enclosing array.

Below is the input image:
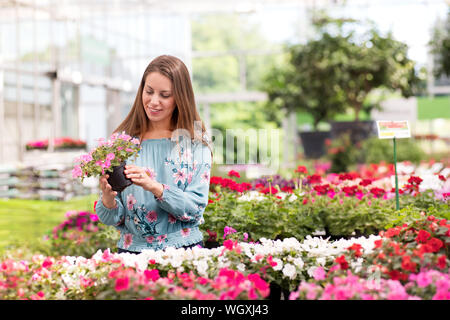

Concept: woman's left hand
[[124, 164, 156, 192]]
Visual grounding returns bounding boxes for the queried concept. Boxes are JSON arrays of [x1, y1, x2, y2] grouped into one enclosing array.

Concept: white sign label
[[376, 120, 411, 139]]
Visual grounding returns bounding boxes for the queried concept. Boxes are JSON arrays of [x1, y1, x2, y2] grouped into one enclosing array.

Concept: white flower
[[307, 266, 317, 277], [194, 259, 209, 277], [316, 257, 326, 266], [272, 258, 283, 271], [237, 263, 246, 272], [282, 263, 297, 279], [288, 194, 298, 202], [293, 257, 304, 269]]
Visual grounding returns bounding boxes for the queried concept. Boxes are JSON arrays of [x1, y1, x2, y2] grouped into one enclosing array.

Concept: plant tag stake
[[376, 121, 411, 210]]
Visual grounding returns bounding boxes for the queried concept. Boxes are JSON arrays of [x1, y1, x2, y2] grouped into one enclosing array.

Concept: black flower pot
[[107, 162, 133, 192], [299, 131, 331, 159], [330, 120, 377, 145]]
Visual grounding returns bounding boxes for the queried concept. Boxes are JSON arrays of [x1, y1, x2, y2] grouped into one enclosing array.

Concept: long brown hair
[[114, 55, 212, 155]]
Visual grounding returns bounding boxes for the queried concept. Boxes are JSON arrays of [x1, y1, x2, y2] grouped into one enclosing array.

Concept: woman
[[95, 55, 212, 253]]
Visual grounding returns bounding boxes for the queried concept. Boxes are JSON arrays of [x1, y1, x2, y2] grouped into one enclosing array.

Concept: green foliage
[[203, 186, 450, 243], [325, 133, 361, 173], [25, 210, 119, 258], [430, 8, 450, 78], [361, 137, 426, 164], [262, 11, 422, 129]]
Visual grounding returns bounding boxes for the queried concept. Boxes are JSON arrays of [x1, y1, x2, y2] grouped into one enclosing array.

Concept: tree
[[262, 12, 422, 128], [430, 8, 450, 78]]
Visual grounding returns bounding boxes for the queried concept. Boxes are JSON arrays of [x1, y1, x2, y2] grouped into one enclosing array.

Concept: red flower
[[401, 255, 417, 272], [347, 243, 363, 257], [369, 187, 385, 198], [437, 255, 447, 269], [93, 201, 98, 213], [388, 270, 408, 281], [338, 173, 355, 181], [438, 175, 446, 182], [408, 176, 423, 186], [359, 179, 373, 187], [228, 170, 241, 178], [295, 165, 308, 174], [335, 255, 349, 270], [427, 237, 444, 252], [374, 239, 383, 248], [306, 174, 322, 184], [206, 229, 217, 242], [342, 185, 359, 196], [313, 184, 333, 195], [385, 227, 401, 238], [281, 186, 294, 193], [415, 230, 431, 243], [259, 187, 278, 195]]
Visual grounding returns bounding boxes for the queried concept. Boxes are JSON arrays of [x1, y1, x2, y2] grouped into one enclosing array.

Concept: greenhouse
[[0, 0, 449, 307]]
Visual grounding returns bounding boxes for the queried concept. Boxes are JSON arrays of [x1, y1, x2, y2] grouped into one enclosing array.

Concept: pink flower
[[168, 213, 177, 224], [146, 236, 154, 244], [126, 194, 137, 210], [327, 190, 336, 199], [131, 138, 140, 145], [355, 191, 364, 200], [313, 266, 326, 281], [72, 165, 82, 178], [145, 210, 157, 222], [123, 233, 133, 249], [115, 277, 129, 292], [144, 269, 160, 282], [119, 133, 131, 141], [181, 228, 191, 237], [157, 234, 167, 244], [173, 169, 187, 185], [106, 153, 115, 161]]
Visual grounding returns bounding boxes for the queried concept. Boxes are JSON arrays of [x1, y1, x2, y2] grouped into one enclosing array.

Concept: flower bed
[[1, 214, 449, 299], [26, 137, 86, 151], [204, 164, 450, 242]]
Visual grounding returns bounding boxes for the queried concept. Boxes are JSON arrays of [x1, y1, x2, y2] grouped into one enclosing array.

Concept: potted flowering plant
[[72, 132, 141, 192]]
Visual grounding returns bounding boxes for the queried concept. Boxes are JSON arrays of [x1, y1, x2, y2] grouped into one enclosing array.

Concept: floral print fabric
[[96, 137, 211, 251]]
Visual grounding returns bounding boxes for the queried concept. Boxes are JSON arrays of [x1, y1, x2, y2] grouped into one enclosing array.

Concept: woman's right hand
[[100, 175, 117, 209]]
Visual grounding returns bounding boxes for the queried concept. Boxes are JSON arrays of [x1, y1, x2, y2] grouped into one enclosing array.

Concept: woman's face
[[142, 72, 176, 128]]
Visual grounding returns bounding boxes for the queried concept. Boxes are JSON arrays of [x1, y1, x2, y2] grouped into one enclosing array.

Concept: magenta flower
[[223, 226, 237, 239]]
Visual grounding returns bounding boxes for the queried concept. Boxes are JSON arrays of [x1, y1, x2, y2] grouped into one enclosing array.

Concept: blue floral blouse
[[95, 136, 212, 252]]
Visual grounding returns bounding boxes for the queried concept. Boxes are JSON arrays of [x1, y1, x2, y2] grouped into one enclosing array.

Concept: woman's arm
[[153, 143, 211, 223]]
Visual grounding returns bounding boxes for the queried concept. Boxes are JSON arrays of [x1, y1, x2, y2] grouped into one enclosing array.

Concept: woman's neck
[[142, 129, 173, 140]]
